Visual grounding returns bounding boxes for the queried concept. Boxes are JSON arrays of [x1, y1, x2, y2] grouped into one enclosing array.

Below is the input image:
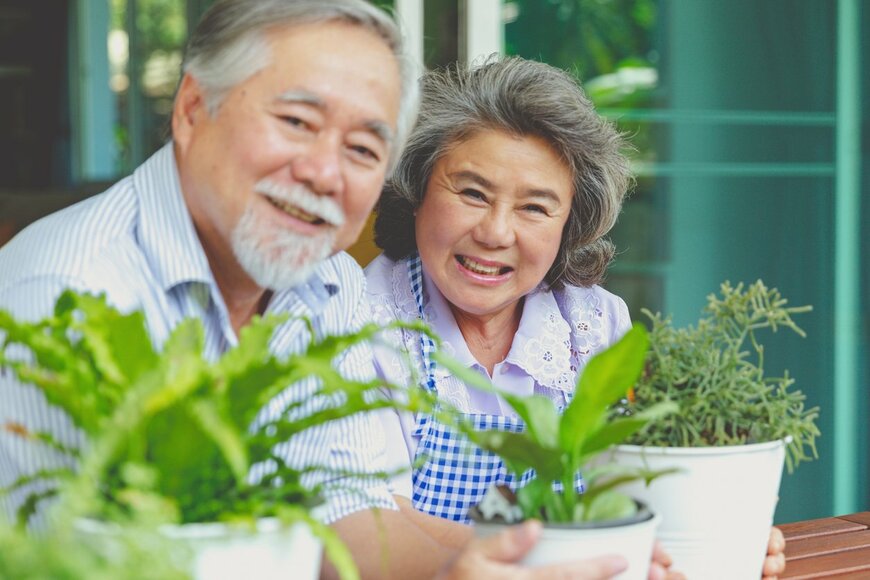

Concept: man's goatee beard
[[231, 199, 337, 291]]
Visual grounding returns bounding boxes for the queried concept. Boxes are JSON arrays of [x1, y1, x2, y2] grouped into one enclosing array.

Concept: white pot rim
[[76, 515, 301, 540], [471, 500, 656, 531], [160, 517, 285, 539], [615, 436, 792, 457]]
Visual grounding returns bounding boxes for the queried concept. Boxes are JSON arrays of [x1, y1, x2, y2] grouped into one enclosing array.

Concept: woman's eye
[[523, 204, 549, 215], [461, 189, 486, 201]]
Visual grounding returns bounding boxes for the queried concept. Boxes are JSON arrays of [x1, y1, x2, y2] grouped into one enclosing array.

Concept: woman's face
[[415, 129, 574, 321]]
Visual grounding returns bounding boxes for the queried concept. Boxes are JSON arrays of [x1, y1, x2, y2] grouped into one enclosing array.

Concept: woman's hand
[[648, 528, 786, 580], [439, 520, 629, 579], [648, 540, 686, 580], [762, 527, 787, 579]]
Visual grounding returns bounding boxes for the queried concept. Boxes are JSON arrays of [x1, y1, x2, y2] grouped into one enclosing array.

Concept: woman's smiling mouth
[[455, 255, 514, 277]]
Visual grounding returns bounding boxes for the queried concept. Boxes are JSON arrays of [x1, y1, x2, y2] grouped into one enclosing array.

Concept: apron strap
[[407, 253, 438, 394]]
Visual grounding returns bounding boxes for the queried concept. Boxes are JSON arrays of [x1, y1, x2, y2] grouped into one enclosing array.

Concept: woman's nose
[[472, 209, 515, 248]]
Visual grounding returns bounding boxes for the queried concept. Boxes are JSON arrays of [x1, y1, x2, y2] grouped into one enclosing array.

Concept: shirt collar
[[135, 142, 215, 292], [505, 285, 574, 392], [419, 264, 573, 391], [420, 269, 481, 377]]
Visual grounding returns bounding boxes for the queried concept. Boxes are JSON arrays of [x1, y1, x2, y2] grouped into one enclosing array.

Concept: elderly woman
[[366, 57, 785, 578]]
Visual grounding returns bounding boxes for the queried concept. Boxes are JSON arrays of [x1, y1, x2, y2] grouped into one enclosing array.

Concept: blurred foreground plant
[[0, 290, 441, 579]]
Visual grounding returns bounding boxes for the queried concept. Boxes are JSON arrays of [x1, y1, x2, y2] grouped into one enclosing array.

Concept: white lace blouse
[[364, 253, 631, 497]]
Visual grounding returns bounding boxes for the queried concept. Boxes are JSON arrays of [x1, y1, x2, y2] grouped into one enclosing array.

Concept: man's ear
[[172, 74, 208, 153]]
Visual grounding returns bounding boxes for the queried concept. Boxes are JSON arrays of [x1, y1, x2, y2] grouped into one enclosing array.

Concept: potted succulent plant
[[603, 280, 821, 579], [0, 291, 436, 580], [434, 324, 677, 580]]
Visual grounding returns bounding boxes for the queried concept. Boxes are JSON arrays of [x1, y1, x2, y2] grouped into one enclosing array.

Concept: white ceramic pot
[[604, 440, 788, 580], [474, 507, 661, 580], [77, 516, 322, 580]]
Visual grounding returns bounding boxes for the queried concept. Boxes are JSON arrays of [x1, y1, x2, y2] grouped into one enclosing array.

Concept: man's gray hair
[[374, 56, 633, 288], [181, 0, 419, 172]]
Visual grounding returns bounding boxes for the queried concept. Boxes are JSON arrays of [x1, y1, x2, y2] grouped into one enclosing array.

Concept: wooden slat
[[780, 517, 867, 541], [786, 529, 870, 561], [838, 512, 870, 527], [781, 545, 870, 579]]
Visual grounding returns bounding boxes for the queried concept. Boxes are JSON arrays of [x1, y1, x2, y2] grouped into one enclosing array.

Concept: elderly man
[[0, 0, 633, 578]]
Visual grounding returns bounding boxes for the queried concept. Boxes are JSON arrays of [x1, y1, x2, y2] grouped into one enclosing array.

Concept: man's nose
[[472, 208, 515, 248], [290, 133, 343, 197]]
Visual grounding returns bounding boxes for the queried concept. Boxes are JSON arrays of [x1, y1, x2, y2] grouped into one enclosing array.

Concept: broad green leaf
[[583, 489, 637, 522], [580, 464, 679, 503], [469, 431, 561, 481], [516, 479, 550, 519], [560, 324, 649, 459], [498, 393, 561, 449], [580, 401, 677, 457]]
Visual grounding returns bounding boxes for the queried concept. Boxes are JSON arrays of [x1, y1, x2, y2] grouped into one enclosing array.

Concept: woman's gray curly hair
[[374, 56, 633, 288]]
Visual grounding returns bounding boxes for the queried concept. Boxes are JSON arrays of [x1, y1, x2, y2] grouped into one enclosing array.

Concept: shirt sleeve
[[365, 269, 419, 498], [612, 293, 632, 342], [376, 408, 414, 498], [314, 288, 399, 523]]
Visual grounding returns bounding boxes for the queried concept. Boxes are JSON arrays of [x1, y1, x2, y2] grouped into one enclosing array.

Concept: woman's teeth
[[268, 197, 324, 225], [457, 256, 509, 276]]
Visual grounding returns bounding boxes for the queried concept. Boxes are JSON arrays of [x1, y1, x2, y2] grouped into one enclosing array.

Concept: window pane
[[110, 0, 187, 173], [502, 0, 853, 523]]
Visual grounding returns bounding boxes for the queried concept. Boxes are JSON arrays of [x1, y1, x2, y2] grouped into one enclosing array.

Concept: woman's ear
[[172, 74, 207, 153]]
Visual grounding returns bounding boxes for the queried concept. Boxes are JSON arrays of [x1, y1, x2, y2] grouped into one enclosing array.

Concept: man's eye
[[281, 116, 311, 130], [349, 144, 380, 162]]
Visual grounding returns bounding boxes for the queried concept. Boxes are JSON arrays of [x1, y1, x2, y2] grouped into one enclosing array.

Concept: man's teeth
[[268, 197, 324, 224], [458, 256, 507, 276]]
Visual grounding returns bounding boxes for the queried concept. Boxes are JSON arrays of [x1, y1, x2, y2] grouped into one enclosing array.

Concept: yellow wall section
[[346, 212, 380, 268]]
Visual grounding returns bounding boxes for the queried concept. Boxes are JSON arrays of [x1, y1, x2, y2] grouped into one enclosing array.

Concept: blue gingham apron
[[406, 254, 584, 523]]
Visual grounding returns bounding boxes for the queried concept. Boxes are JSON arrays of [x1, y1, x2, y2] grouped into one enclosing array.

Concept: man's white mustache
[[255, 179, 346, 227]]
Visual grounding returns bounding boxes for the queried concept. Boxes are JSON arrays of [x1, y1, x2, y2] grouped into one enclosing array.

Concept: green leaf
[[499, 393, 561, 449], [469, 431, 561, 481], [581, 401, 677, 457], [516, 479, 551, 520], [432, 351, 498, 395], [1, 468, 74, 497], [187, 399, 249, 485], [560, 324, 649, 460], [65, 291, 159, 386], [582, 489, 637, 522]]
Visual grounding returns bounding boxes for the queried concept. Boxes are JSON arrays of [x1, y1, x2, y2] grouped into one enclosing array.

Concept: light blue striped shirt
[[0, 143, 395, 526]]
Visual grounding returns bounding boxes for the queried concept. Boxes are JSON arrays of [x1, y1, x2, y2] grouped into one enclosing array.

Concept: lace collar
[[390, 258, 575, 392]]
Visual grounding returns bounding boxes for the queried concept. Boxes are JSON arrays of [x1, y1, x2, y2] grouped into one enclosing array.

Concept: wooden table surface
[[780, 511, 870, 578]]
